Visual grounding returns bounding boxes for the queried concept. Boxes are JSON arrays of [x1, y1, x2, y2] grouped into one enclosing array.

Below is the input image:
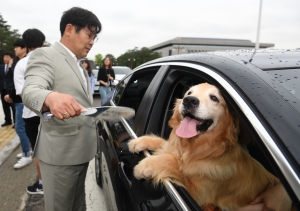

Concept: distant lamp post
[[255, 0, 263, 50], [173, 45, 185, 55], [128, 58, 135, 69]]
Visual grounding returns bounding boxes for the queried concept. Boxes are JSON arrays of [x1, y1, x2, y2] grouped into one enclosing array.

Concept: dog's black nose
[[183, 96, 199, 108]]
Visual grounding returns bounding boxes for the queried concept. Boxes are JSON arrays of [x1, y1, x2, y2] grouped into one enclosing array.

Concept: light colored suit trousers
[[22, 42, 97, 211]]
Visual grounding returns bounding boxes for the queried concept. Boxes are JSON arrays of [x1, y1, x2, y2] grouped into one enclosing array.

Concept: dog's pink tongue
[[176, 116, 199, 138]]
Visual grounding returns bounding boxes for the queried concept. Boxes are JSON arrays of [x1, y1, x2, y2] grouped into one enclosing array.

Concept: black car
[[95, 49, 300, 211]]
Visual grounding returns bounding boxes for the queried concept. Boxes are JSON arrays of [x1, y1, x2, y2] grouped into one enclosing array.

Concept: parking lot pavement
[[0, 96, 106, 211], [86, 158, 107, 210], [0, 101, 19, 167], [0, 125, 18, 166]]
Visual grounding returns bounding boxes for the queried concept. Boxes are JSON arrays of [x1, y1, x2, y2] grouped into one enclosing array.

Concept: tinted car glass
[[113, 69, 158, 115], [266, 69, 300, 100]]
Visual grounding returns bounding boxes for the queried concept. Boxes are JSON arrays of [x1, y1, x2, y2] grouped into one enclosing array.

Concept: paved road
[[0, 95, 106, 211]]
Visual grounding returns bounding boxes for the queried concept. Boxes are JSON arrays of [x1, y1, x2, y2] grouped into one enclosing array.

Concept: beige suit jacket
[[22, 42, 97, 165]]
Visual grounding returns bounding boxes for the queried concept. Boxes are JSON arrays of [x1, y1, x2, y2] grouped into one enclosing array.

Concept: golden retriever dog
[[128, 83, 279, 211]]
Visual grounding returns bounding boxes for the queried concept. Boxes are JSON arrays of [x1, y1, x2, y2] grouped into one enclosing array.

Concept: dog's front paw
[[133, 159, 155, 179], [128, 137, 148, 153]]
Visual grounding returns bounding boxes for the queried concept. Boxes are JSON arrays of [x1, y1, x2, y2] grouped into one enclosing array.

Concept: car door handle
[[118, 161, 132, 190]]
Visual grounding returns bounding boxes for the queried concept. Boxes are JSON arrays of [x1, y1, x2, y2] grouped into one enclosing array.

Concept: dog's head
[[169, 83, 237, 140]]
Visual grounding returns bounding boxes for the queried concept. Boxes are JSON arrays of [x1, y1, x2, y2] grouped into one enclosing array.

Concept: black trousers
[[23, 116, 40, 150], [1, 89, 15, 123]]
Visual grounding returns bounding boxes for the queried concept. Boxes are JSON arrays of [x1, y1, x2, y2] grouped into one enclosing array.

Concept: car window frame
[[109, 62, 300, 210]]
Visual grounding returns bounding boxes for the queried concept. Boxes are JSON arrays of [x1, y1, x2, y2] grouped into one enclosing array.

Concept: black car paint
[[97, 49, 300, 210]]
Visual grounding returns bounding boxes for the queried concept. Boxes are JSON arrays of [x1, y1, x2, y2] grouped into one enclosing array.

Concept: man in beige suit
[[22, 7, 101, 211]]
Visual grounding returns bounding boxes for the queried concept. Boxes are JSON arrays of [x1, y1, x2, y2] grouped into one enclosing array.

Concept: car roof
[[139, 49, 300, 112], [140, 48, 300, 70]]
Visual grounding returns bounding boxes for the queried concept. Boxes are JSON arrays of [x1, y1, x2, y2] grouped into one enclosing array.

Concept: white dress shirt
[[14, 51, 37, 119], [57, 42, 88, 92]]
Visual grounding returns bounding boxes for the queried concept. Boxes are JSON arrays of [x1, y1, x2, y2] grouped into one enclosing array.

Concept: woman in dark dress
[[97, 57, 115, 99]]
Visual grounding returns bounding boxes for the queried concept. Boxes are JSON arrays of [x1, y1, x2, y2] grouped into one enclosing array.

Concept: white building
[[149, 37, 274, 57]]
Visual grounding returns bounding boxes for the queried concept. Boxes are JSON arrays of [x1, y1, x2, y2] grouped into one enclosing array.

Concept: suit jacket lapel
[[53, 42, 90, 100]]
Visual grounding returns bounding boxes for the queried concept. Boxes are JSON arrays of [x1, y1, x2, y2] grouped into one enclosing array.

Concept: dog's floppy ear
[[169, 99, 182, 129]]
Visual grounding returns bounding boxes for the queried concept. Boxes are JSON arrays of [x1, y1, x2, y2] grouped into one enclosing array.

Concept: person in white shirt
[[14, 28, 45, 195]]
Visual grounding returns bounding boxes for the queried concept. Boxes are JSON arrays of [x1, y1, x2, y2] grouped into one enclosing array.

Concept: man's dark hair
[[60, 7, 102, 37], [22, 28, 46, 49], [13, 38, 26, 48], [2, 51, 14, 59]]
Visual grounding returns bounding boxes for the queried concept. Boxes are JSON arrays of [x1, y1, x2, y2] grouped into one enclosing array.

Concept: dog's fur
[[128, 83, 279, 211]]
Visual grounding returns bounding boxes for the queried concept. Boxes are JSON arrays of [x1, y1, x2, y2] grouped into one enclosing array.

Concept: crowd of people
[[0, 6, 293, 211]]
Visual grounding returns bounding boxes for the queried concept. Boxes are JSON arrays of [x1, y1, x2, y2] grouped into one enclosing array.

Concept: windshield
[[266, 69, 300, 100]]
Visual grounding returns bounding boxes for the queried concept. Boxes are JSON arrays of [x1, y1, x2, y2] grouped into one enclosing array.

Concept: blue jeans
[[99, 86, 111, 100], [15, 103, 31, 156]]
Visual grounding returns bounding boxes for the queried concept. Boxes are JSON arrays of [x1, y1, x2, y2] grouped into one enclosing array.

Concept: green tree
[[94, 53, 103, 66], [0, 14, 51, 64], [0, 14, 21, 63], [117, 47, 160, 69]]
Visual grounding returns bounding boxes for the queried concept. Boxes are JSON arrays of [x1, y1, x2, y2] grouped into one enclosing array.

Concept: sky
[[1, 0, 300, 60]]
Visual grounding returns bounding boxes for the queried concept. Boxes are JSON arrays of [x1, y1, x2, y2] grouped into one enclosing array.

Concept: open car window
[[147, 65, 295, 209]]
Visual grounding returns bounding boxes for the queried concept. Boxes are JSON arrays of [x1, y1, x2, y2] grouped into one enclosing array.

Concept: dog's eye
[[187, 91, 192, 95], [210, 95, 219, 102]]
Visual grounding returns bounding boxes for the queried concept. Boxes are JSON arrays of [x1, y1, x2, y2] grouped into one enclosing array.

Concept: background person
[[82, 59, 95, 94], [97, 56, 115, 99], [0, 51, 16, 127], [22, 7, 101, 211], [14, 29, 46, 192], [4, 38, 32, 169], [13, 38, 28, 61]]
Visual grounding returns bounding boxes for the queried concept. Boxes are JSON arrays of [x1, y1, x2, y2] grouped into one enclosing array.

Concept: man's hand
[[4, 94, 13, 103], [249, 183, 292, 211], [107, 74, 113, 81], [234, 203, 264, 211], [234, 183, 293, 211], [44, 92, 85, 120], [8, 58, 13, 68]]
